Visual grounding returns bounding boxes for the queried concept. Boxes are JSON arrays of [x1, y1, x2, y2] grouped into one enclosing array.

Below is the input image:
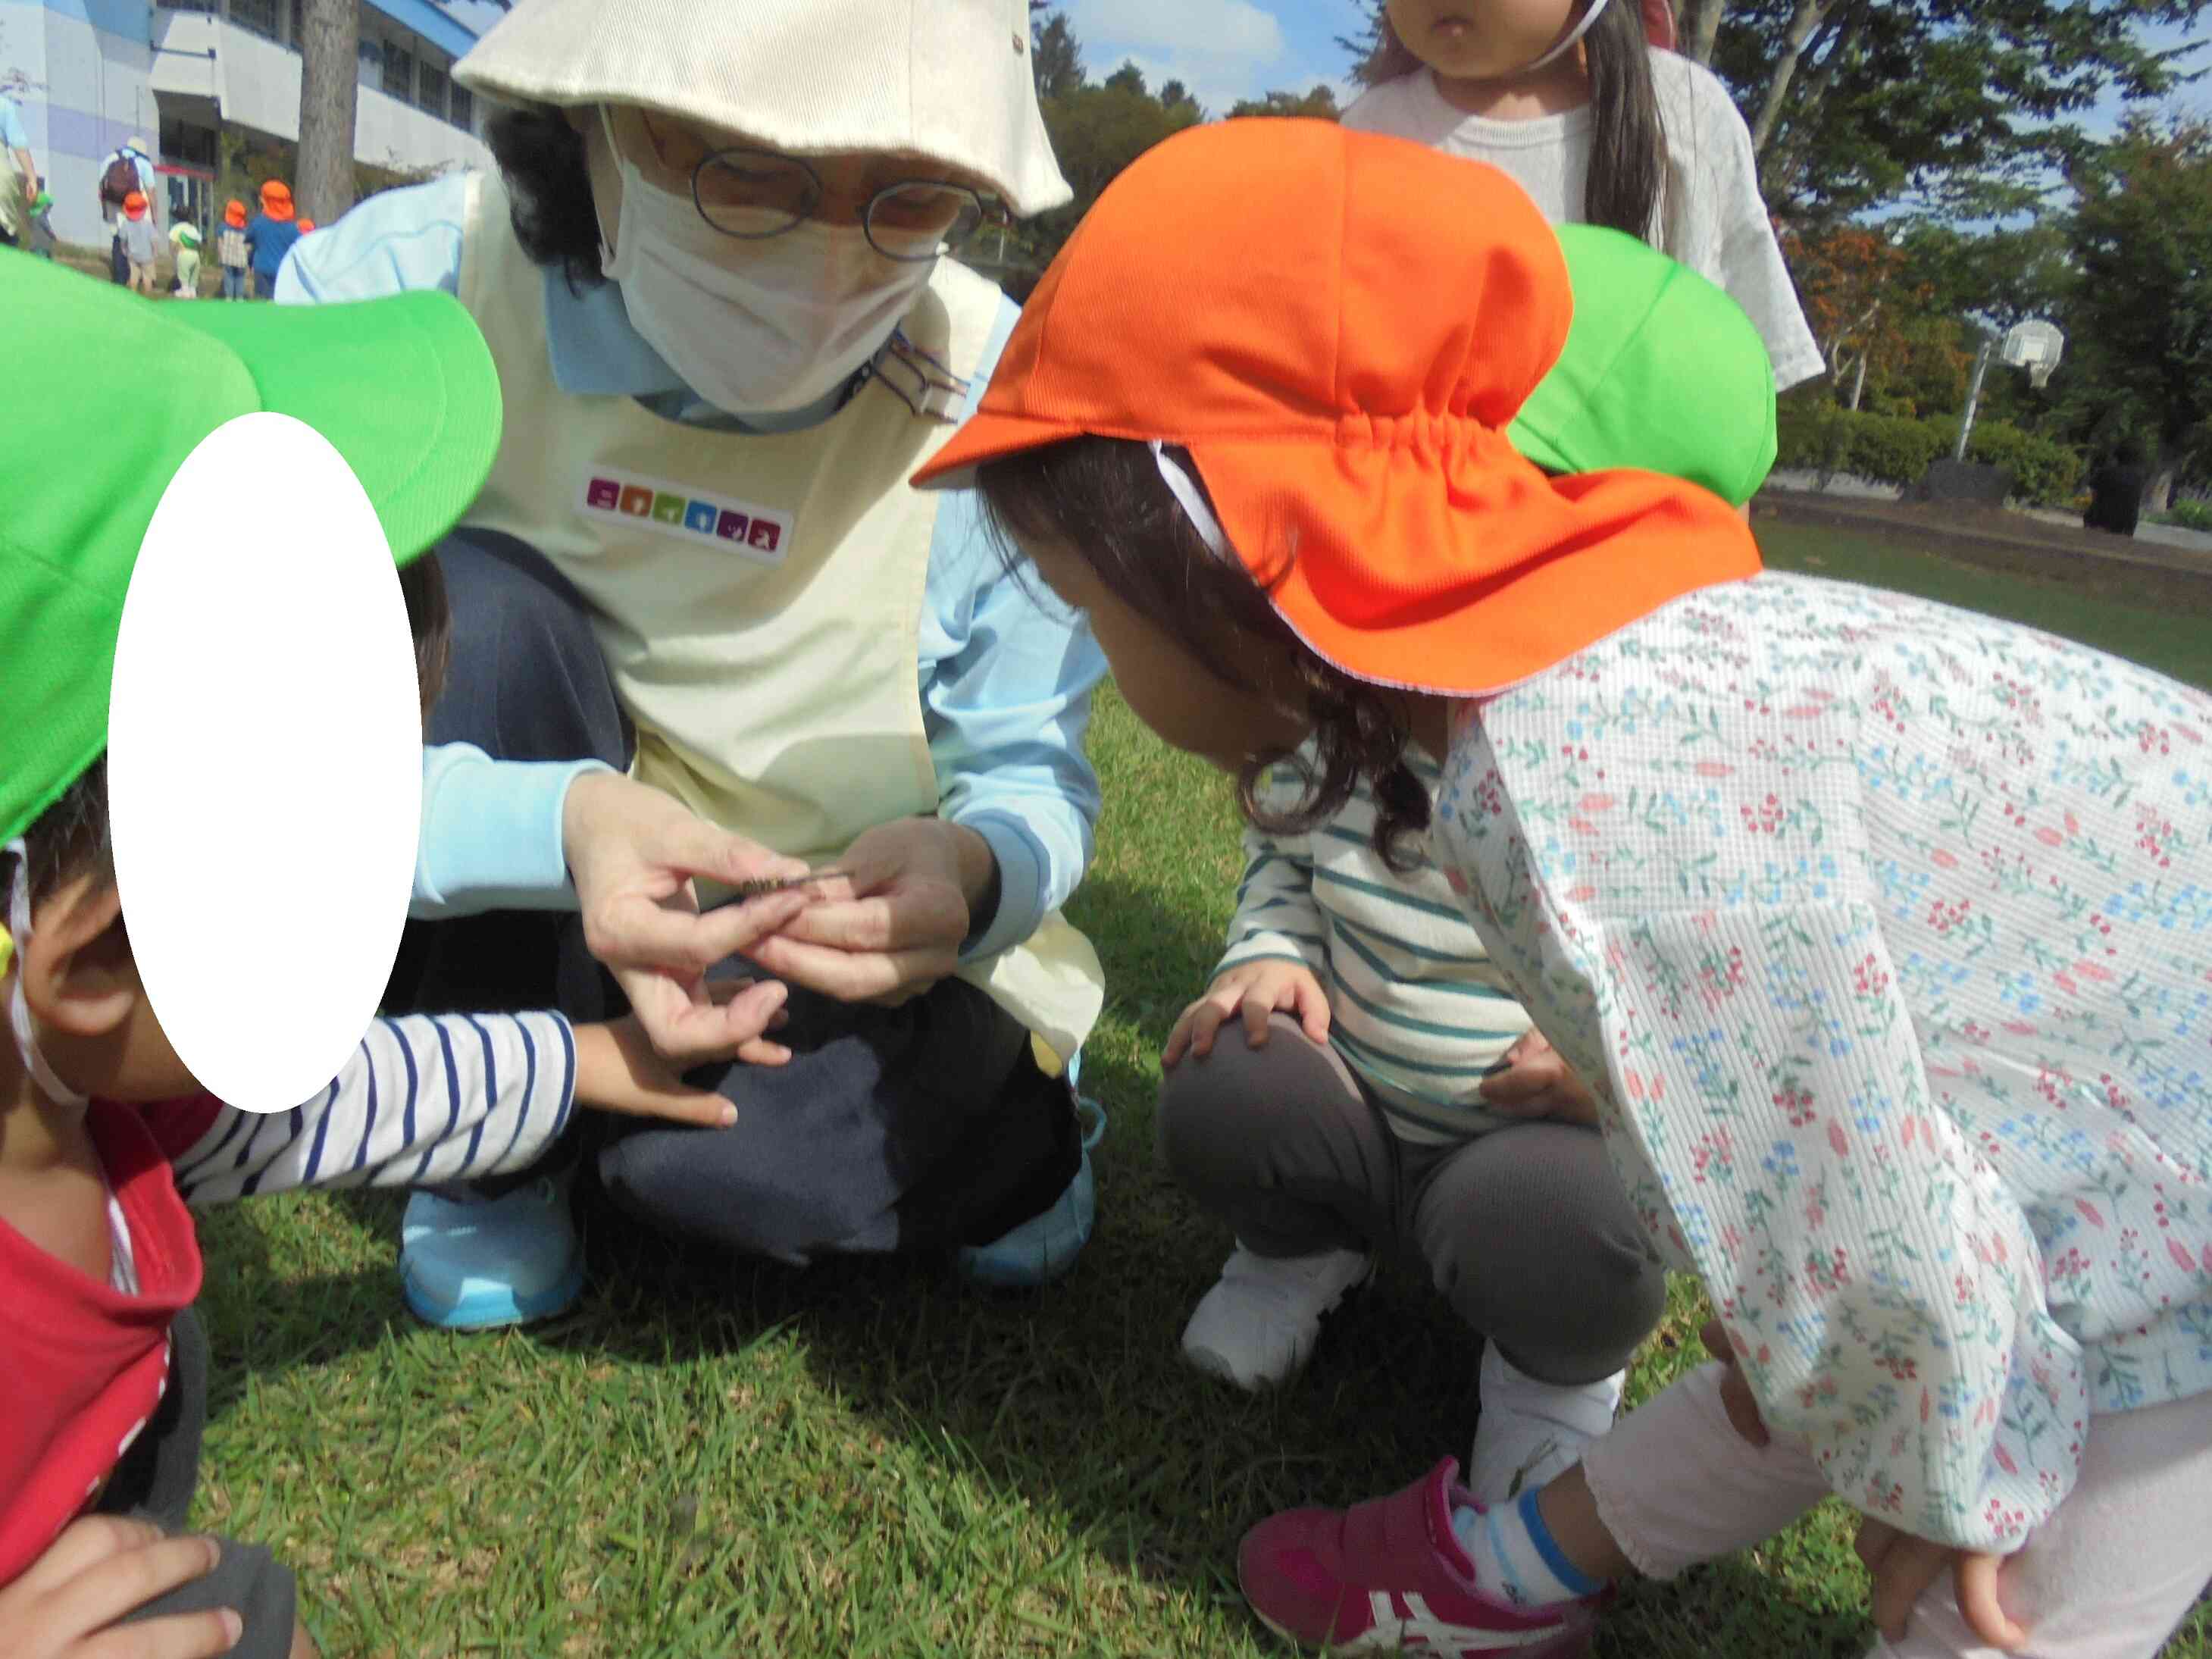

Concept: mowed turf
[[194, 527, 2210, 1656]]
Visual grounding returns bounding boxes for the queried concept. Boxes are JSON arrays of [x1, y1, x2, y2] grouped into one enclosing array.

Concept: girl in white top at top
[[1342, 0, 1826, 393]]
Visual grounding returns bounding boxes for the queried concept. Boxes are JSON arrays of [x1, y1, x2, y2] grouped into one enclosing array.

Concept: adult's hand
[[562, 771, 815, 1066], [745, 816, 996, 1005]]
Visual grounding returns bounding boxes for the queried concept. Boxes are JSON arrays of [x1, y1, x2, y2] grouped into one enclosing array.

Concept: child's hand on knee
[[1698, 1318, 1770, 1448], [1163, 961, 1329, 1067], [1, 1517, 239, 1659], [572, 1013, 745, 1129], [1477, 1030, 1600, 1126], [1854, 1518, 2028, 1652]]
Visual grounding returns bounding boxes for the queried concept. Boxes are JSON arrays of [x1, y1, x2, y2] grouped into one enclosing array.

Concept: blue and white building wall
[[2, 0, 490, 247]]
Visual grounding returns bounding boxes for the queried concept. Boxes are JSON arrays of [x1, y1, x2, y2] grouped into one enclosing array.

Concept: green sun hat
[[2, 255, 504, 847], [1507, 223, 1779, 508]]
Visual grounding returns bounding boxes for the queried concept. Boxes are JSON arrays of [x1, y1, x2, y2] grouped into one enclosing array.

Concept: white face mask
[[598, 110, 941, 415], [3, 838, 89, 1109]]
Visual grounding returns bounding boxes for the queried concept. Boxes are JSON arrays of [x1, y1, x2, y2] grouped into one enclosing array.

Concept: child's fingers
[[1697, 1319, 1770, 1447], [1242, 985, 1287, 1050], [83, 1606, 246, 1659], [49, 1535, 224, 1644], [16, 1517, 167, 1595], [1866, 1532, 1951, 1644], [1953, 1554, 2029, 1652], [1186, 994, 1234, 1060], [1291, 976, 1331, 1043]]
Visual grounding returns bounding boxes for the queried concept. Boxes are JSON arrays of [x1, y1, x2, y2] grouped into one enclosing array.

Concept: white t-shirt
[[1342, 52, 1826, 391]]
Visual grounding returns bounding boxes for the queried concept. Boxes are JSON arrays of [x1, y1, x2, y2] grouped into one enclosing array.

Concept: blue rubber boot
[[955, 1057, 1106, 1291], [400, 1170, 584, 1329]]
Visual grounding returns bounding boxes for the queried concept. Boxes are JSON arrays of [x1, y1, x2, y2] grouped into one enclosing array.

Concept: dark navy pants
[[391, 531, 1081, 1265]]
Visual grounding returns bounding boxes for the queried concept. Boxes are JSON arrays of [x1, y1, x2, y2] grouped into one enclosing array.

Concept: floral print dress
[[1429, 571, 2212, 1552]]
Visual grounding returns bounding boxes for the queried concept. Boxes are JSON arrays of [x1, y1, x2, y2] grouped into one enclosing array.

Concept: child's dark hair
[[1356, 2, 1665, 241], [485, 103, 605, 290], [975, 438, 1433, 868], [6, 556, 452, 917]]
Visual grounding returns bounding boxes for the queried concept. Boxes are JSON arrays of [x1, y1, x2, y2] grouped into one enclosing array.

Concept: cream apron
[[452, 174, 1103, 1064]]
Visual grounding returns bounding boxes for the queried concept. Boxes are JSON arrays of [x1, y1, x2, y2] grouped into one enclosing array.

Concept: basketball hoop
[[2002, 319, 2064, 392]]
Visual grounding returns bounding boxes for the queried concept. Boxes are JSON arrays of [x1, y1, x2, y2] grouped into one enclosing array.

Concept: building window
[[449, 84, 474, 134], [383, 41, 415, 102], [230, 0, 280, 40], [418, 59, 449, 120]]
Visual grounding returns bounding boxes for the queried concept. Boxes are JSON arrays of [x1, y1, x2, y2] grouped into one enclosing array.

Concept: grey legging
[[1158, 1013, 1666, 1385]]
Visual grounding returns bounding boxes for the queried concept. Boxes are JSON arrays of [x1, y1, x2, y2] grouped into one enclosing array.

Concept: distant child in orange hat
[[244, 180, 300, 299], [915, 120, 2212, 1659], [117, 190, 158, 295], [217, 199, 250, 299], [1341, 0, 1823, 393]]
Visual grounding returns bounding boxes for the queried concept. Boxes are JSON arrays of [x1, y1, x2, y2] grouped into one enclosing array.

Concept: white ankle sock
[[1448, 1488, 1606, 1610]]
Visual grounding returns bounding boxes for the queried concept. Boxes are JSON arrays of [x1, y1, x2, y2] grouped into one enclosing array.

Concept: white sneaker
[[1467, 1344, 1626, 1504], [1179, 1243, 1372, 1391]]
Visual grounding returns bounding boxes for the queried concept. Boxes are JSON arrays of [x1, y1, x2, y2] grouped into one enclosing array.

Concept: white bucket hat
[[453, 0, 1072, 218]]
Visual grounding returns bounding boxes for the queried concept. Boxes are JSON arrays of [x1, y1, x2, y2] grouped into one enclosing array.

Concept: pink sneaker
[[1237, 1458, 1597, 1656]]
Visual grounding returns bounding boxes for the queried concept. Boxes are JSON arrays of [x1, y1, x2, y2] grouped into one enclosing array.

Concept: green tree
[[1227, 86, 1343, 120], [1031, 11, 1085, 101], [2060, 116, 2212, 507], [1028, 77, 1204, 268]]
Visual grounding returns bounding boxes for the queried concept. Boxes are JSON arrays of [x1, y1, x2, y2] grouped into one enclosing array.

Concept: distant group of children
[[95, 158, 306, 300], [5, 0, 2209, 1656]]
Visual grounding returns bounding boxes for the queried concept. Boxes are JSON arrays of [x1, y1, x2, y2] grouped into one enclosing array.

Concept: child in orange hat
[[218, 199, 250, 299], [117, 190, 158, 295], [244, 180, 300, 299], [914, 118, 2212, 1659]]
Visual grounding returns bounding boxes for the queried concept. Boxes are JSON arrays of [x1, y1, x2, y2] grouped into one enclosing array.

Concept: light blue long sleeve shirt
[[293, 177, 1104, 960]]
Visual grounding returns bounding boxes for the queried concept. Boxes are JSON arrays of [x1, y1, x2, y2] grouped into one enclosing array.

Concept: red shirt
[[0, 1099, 218, 1585]]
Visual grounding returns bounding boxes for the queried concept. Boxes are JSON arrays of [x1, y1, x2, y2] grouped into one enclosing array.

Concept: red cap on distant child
[[121, 191, 148, 221], [259, 179, 295, 221], [912, 121, 1759, 698], [224, 198, 247, 227]]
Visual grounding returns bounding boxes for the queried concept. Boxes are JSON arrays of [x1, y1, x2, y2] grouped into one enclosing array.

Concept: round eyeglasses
[[688, 146, 996, 261]]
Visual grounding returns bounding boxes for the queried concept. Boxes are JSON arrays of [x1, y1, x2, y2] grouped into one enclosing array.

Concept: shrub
[[2164, 498, 2212, 533], [1848, 412, 1949, 485], [1954, 419, 2083, 508]]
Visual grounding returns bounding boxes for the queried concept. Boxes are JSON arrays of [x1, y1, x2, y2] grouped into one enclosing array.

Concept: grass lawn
[[196, 531, 2210, 1657]]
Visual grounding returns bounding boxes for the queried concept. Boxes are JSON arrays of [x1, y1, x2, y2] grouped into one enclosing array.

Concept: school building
[[1, 0, 490, 248]]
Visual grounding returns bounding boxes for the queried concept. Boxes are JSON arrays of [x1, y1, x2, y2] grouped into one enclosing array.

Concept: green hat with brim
[[1507, 224, 1778, 508], [2, 255, 503, 847]]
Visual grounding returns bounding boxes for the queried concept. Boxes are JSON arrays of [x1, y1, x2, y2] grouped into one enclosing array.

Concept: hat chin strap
[[4, 839, 90, 1110], [1525, 0, 1613, 71], [1150, 441, 1232, 560]]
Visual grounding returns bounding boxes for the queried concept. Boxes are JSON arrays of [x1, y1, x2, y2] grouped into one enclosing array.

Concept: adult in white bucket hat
[[277, 0, 1108, 1326]]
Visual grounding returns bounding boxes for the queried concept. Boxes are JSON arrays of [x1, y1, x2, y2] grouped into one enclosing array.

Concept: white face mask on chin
[[598, 109, 940, 416]]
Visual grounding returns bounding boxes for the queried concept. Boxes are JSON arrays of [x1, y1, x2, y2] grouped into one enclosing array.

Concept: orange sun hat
[[259, 178, 295, 221], [913, 120, 1758, 697], [224, 198, 248, 227], [120, 190, 149, 221]]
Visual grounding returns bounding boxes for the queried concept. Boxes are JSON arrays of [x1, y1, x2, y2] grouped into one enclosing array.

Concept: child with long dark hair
[[915, 120, 2212, 1659], [1344, 0, 1823, 393]]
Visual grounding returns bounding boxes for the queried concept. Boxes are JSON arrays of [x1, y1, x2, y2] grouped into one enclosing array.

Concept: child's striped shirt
[[1219, 751, 1531, 1144], [167, 1009, 576, 1204]]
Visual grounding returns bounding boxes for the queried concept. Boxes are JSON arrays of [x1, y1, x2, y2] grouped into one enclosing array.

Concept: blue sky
[[435, 2, 2201, 137]]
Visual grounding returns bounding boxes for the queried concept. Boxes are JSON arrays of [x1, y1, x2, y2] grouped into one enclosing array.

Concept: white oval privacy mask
[[110, 412, 421, 1113]]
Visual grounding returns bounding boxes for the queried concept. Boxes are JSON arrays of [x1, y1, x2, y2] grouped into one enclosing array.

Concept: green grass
[[197, 531, 2210, 1656]]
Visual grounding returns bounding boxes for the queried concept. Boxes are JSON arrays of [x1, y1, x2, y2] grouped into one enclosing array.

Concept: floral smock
[[1431, 570, 2212, 1552]]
